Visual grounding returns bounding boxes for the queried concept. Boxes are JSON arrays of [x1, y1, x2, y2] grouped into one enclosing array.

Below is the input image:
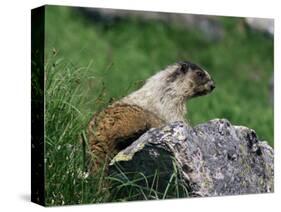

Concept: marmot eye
[[196, 71, 205, 78]]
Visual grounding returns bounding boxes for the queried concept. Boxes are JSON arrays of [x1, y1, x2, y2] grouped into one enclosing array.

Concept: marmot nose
[[210, 83, 215, 90]]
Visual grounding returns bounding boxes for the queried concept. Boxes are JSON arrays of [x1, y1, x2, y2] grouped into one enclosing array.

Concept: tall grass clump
[[108, 159, 190, 202], [44, 52, 111, 205]]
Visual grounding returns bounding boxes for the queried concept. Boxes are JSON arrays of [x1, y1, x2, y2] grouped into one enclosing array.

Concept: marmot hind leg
[[87, 103, 165, 173]]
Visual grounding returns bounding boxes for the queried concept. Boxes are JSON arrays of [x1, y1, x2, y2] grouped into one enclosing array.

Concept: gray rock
[[80, 8, 224, 42], [109, 119, 273, 198], [245, 18, 274, 37]]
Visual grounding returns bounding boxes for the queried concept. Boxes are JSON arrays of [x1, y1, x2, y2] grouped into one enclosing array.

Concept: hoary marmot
[[87, 61, 215, 172]]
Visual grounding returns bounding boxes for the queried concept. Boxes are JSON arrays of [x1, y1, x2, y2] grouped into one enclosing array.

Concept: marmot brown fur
[[87, 61, 215, 172]]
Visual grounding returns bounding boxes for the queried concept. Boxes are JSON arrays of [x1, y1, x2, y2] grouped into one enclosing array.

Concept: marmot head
[[121, 61, 215, 122], [164, 61, 215, 100]]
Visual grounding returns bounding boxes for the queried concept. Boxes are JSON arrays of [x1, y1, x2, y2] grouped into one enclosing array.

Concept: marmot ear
[[179, 62, 189, 74]]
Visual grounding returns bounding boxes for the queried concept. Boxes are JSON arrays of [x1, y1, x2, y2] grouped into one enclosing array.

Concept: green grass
[[44, 6, 274, 205]]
